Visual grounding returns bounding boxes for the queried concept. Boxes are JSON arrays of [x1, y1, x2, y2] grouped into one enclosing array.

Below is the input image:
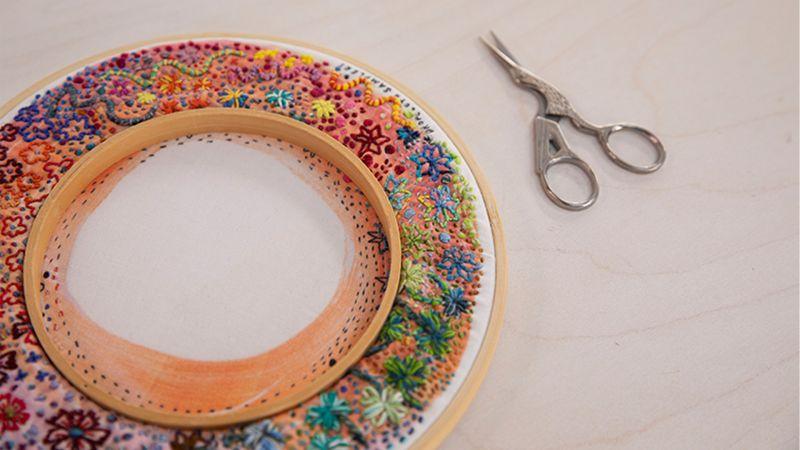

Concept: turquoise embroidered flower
[[266, 88, 294, 108], [360, 386, 407, 426], [379, 309, 407, 343], [441, 285, 470, 318], [383, 174, 411, 210], [309, 433, 349, 450], [305, 391, 351, 431]]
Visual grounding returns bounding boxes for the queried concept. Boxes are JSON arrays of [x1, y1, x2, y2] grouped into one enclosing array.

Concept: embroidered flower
[[441, 286, 470, 318], [0, 123, 18, 142], [157, 74, 184, 94], [396, 126, 420, 146], [366, 224, 389, 254], [419, 185, 459, 226], [437, 247, 481, 282], [266, 88, 294, 109], [361, 386, 407, 426], [301, 54, 314, 65], [305, 391, 351, 431], [384, 355, 427, 401], [415, 310, 455, 357], [409, 143, 453, 182], [351, 122, 390, 157], [0, 282, 23, 306], [383, 174, 411, 210], [43, 158, 75, 181], [12, 310, 36, 345], [44, 409, 110, 450], [1, 216, 27, 238], [0, 349, 17, 386], [220, 89, 249, 108], [159, 99, 182, 114], [400, 224, 432, 259], [242, 420, 283, 450], [0, 393, 30, 433], [107, 79, 130, 97], [15, 171, 44, 193], [379, 310, 407, 343], [399, 259, 426, 293], [0, 159, 23, 184], [310, 433, 349, 450], [4, 248, 23, 272], [187, 95, 210, 109], [254, 49, 278, 60], [136, 92, 156, 105], [192, 77, 211, 91], [311, 99, 336, 118]]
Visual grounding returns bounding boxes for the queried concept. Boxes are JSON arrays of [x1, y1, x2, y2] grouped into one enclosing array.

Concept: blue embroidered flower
[[441, 286, 470, 318], [420, 185, 459, 226], [438, 247, 481, 282], [383, 174, 411, 210], [266, 88, 294, 108], [415, 310, 456, 357], [242, 420, 284, 450], [396, 126, 420, 146], [219, 88, 249, 108], [409, 143, 453, 182]]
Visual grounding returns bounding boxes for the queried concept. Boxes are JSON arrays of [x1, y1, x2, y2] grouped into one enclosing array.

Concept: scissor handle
[[595, 123, 666, 174], [534, 116, 599, 211], [538, 155, 599, 211]]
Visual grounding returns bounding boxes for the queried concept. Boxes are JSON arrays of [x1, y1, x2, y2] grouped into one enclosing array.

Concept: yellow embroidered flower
[[254, 49, 278, 59], [157, 74, 184, 94], [136, 92, 156, 105], [192, 77, 211, 91], [301, 54, 314, 65], [283, 57, 296, 68], [311, 99, 336, 118]]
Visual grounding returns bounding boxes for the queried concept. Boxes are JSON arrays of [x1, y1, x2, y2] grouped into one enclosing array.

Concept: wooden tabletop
[[1, 0, 797, 448]]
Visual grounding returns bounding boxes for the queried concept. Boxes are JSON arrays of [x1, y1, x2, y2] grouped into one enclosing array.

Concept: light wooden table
[[1, 0, 797, 448]]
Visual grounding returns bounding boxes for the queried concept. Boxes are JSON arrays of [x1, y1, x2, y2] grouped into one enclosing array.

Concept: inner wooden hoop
[[22, 109, 401, 427]]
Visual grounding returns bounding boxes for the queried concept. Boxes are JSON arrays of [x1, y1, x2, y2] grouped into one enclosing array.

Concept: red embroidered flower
[[0, 124, 17, 142], [44, 158, 74, 181], [0, 282, 23, 305], [0, 393, 29, 433], [15, 171, 44, 193], [4, 248, 23, 272], [351, 122, 390, 157], [1, 216, 27, 238], [159, 99, 182, 114], [187, 96, 210, 109], [0, 349, 17, 386], [44, 409, 110, 450], [12, 310, 37, 345], [19, 141, 53, 164]]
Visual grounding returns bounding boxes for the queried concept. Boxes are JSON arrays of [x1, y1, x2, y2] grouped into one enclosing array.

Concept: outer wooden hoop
[[1, 34, 507, 448], [22, 109, 402, 427]]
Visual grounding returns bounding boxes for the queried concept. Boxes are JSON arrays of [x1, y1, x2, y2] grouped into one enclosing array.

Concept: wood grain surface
[[1, 0, 797, 448]]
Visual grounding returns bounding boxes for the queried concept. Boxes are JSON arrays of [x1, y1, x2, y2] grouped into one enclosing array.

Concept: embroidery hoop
[[22, 109, 402, 427], [0, 34, 509, 448]]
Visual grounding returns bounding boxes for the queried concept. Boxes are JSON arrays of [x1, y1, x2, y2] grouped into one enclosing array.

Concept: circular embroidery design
[[0, 37, 499, 449]]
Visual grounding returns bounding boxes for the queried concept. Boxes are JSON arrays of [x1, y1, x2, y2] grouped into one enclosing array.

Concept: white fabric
[[67, 136, 349, 361]]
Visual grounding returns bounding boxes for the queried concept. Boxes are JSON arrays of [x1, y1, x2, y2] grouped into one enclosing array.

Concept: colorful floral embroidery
[[0, 38, 489, 449]]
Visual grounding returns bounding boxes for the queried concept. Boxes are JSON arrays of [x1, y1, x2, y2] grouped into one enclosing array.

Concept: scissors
[[481, 32, 666, 211]]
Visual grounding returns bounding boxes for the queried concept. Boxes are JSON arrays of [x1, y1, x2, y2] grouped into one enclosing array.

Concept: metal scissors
[[481, 32, 666, 211]]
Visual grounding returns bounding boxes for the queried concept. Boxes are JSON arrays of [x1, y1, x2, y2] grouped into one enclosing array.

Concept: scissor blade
[[488, 31, 522, 65], [480, 34, 524, 75]]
